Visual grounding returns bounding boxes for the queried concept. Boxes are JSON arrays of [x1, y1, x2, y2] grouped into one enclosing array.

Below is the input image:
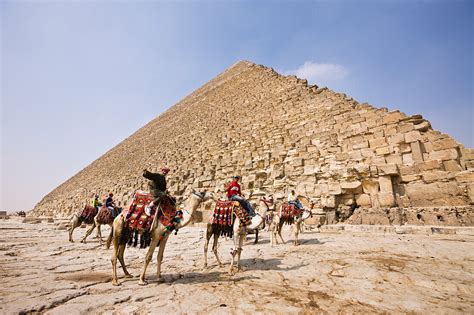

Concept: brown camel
[[80, 206, 122, 247], [108, 190, 213, 286]]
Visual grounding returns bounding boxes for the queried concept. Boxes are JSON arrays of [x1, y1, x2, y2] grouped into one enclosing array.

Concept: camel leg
[[278, 221, 285, 244], [81, 222, 96, 243], [236, 232, 245, 271], [68, 216, 80, 242], [97, 224, 103, 245], [111, 232, 120, 286], [254, 229, 259, 244], [105, 225, 113, 249], [155, 234, 170, 282], [294, 222, 300, 246], [212, 233, 223, 266], [117, 244, 132, 278], [139, 228, 164, 285], [203, 225, 213, 268], [229, 226, 239, 275]]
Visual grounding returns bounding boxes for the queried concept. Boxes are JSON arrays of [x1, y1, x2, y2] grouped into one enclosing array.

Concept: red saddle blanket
[[211, 200, 252, 237], [125, 191, 177, 232], [280, 202, 302, 224], [79, 205, 98, 224]]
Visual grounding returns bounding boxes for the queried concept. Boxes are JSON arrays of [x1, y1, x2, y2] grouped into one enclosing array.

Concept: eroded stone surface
[[1, 219, 473, 314]]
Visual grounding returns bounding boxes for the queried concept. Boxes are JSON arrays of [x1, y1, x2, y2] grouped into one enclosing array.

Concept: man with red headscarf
[[143, 167, 170, 216]]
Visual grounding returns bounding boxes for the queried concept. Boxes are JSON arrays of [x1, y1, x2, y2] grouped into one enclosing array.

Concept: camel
[[80, 206, 122, 247], [270, 198, 314, 246], [203, 195, 273, 274], [108, 190, 214, 286], [68, 205, 100, 243]]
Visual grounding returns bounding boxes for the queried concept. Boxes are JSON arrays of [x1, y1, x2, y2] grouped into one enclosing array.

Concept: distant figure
[[106, 192, 116, 217], [226, 175, 255, 216], [92, 194, 102, 211], [288, 190, 303, 209], [143, 167, 170, 216]]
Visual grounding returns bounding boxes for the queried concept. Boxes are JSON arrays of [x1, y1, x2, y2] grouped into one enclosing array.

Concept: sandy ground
[[1, 218, 473, 314]]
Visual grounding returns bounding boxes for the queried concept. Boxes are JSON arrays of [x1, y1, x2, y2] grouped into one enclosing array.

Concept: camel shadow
[[142, 271, 258, 285], [238, 257, 304, 271], [300, 238, 328, 245]]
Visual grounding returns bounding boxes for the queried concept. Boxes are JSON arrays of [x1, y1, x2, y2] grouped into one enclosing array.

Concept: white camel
[[108, 190, 213, 286], [270, 199, 313, 246], [203, 195, 272, 274]]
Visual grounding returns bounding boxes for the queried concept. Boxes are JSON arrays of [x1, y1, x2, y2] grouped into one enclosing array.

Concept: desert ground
[[1, 217, 473, 314]]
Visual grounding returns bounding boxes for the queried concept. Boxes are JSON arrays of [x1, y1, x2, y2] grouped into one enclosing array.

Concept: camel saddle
[[211, 200, 252, 237], [96, 206, 120, 225], [280, 202, 303, 225], [125, 190, 177, 232], [79, 205, 98, 224]]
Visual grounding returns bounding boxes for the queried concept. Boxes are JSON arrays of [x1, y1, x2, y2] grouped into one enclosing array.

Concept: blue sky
[[1, 0, 473, 211]]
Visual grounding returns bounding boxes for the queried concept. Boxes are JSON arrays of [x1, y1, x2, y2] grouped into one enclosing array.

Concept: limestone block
[[402, 153, 414, 165], [314, 183, 329, 195], [352, 140, 369, 149], [336, 152, 349, 161], [361, 148, 375, 158], [461, 148, 474, 160], [355, 194, 372, 207], [422, 171, 455, 183], [385, 154, 403, 165], [348, 150, 363, 160], [377, 193, 395, 207], [410, 141, 424, 162], [362, 179, 379, 194], [400, 174, 421, 183], [328, 182, 342, 195], [414, 121, 431, 132], [405, 131, 422, 143], [433, 138, 459, 151], [340, 180, 362, 190], [378, 164, 398, 175], [369, 137, 387, 148], [375, 146, 390, 156], [321, 195, 336, 208], [443, 160, 462, 171], [292, 158, 304, 167], [417, 160, 442, 171], [429, 149, 459, 161], [388, 133, 405, 145], [398, 123, 414, 133], [399, 143, 412, 153], [468, 184, 474, 203], [378, 176, 393, 193], [455, 171, 474, 184]]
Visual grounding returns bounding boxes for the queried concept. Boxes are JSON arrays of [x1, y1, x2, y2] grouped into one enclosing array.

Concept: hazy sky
[[1, 0, 473, 211]]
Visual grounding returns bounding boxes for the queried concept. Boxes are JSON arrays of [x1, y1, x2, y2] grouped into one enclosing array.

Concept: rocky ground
[[1, 217, 473, 314]]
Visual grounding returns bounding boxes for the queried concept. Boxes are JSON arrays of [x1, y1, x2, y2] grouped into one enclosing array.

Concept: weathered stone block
[[417, 160, 442, 171], [377, 193, 395, 207], [429, 149, 459, 161], [433, 138, 459, 151], [443, 160, 462, 171], [388, 133, 405, 145], [455, 171, 474, 183], [375, 146, 390, 155], [355, 194, 372, 206], [410, 141, 424, 162], [402, 153, 414, 165], [340, 181, 362, 190], [369, 137, 387, 148], [362, 179, 379, 194], [383, 111, 405, 124], [378, 176, 393, 193], [378, 163, 398, 175], [405, 131, 422, 143], [385, 154, 403, 165], [328, 182, 342, 195]]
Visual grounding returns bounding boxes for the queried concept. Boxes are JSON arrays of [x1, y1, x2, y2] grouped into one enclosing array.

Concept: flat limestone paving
[[1, 218, 473, 314]]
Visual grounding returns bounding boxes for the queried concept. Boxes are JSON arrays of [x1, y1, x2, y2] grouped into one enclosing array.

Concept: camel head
[[257, 195, 275, 214], [190, 189, 215, 203]]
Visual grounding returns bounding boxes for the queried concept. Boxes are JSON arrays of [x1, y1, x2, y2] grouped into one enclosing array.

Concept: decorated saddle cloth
[[211, 200, 252, 237], [125, 191, 178, 232], [79, 205, 98, 224], [280, 202, 302, 225], [96, 206, 120, 225]]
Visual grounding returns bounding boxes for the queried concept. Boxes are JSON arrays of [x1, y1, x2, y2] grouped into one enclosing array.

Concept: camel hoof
[[156, 276, 164, 283], [124, 273, 133, 279], [112, 280, 120, 286], [138, 279, 148, 286]]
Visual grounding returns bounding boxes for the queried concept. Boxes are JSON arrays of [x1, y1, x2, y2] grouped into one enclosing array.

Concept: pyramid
[[32, 61, 474, 225]]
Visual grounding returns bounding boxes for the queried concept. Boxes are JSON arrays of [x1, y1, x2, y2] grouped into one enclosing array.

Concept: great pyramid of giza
[[31, 61, 474, 225]]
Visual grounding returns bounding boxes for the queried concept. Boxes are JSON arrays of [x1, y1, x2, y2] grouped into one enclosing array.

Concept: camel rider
[[92, 194, 102, 211], [144, 167, 170, 216], [227, 176, 255, 216], [106, 192, 117, 217], [288, 190, 303, 209]]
